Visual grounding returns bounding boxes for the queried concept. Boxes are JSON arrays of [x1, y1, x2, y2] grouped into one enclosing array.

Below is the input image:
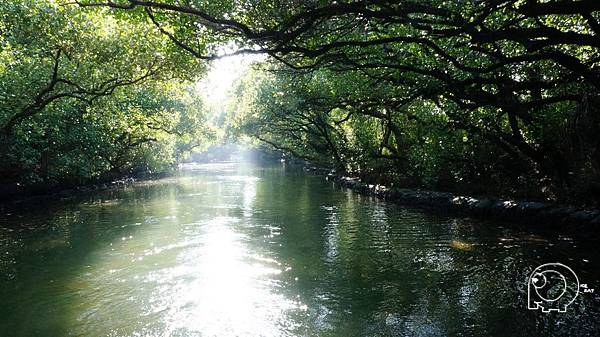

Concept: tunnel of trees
[[1, 0, 599, 204]]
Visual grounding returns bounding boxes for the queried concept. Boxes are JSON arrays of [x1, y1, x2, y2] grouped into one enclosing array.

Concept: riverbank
[[0, 172, 168, 206], [5, 160, 600, 234], [303, 166, 600, 236]]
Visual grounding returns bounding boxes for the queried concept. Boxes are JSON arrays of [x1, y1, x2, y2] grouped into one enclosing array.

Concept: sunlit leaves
[[0, 0, 209, 187]]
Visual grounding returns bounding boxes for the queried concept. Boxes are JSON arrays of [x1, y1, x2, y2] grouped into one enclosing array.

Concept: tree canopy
[[2, 0, 599, 201]]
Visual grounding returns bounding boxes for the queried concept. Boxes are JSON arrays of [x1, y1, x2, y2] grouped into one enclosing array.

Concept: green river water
[[0, 161, 598, 336]]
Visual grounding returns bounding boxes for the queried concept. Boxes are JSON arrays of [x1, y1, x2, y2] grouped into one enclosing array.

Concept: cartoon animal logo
[[528, 263, 579, 313]]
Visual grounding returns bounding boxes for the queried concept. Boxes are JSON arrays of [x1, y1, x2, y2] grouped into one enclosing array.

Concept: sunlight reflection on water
[[0, 162, 599, 336], [161, 217, 300, 336]]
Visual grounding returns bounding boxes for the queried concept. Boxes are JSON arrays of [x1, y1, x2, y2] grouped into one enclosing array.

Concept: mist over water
[[0, 161, 599, 336]]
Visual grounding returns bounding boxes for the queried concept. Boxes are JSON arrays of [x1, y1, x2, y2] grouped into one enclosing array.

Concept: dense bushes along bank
[[0, 1, 209, 196]]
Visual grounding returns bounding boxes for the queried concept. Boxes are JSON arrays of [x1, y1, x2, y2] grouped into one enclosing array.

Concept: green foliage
[[0, 0, 210, 191], [2, 0, 600, 202], [230, 56, 599, 200], [216, 1, 600, 201]]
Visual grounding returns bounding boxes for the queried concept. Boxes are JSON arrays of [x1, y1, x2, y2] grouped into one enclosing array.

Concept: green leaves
[[0, 0, 209, 188]]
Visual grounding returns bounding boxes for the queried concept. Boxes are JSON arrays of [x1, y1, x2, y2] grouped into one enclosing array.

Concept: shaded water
[[0, 162, 599, 336]]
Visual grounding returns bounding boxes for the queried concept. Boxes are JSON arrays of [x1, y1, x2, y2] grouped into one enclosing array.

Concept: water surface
[[0, 162, 598, 336]]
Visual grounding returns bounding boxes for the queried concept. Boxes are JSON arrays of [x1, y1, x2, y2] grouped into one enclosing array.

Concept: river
[[0, 161, 598, 336]]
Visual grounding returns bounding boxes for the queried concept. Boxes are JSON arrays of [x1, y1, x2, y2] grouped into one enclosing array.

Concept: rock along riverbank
[[303, 166, 600, 237]]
